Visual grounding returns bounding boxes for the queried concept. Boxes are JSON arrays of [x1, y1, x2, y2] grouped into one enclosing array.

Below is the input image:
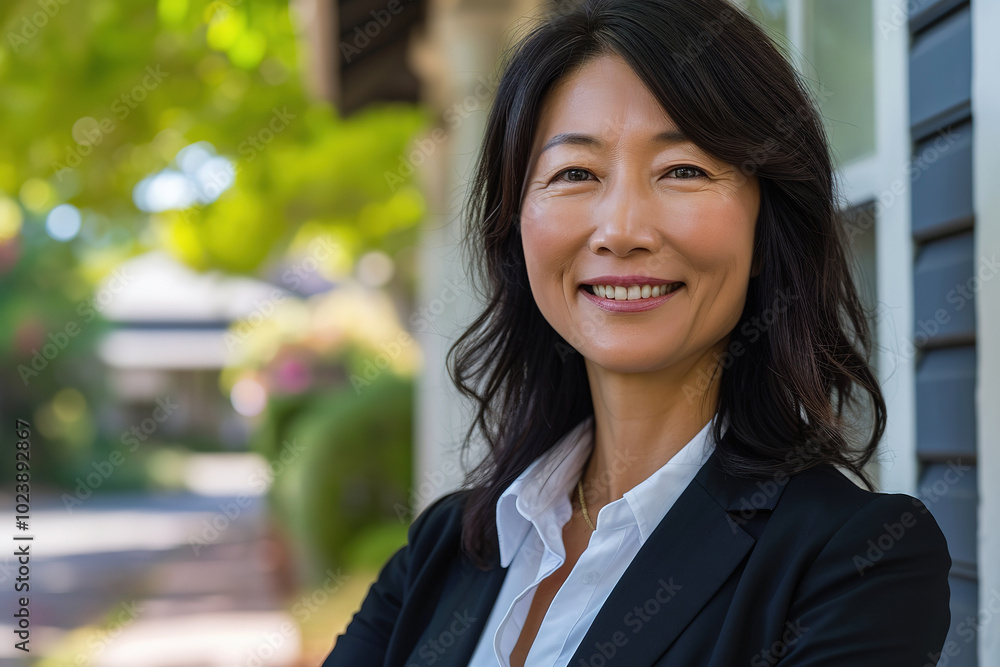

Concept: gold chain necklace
[[577, 478, 596, 531]]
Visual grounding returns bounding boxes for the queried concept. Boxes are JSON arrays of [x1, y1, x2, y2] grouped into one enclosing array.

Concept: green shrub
[[254, 371, 413, 585]]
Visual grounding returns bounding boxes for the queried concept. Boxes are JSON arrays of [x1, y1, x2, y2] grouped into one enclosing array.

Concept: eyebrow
[[538, 130, 692, 156]]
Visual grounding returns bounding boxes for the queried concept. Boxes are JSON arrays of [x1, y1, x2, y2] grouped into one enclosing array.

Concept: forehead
[[531, 54, 679, 151]]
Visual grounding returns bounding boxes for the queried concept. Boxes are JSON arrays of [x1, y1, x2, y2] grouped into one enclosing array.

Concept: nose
[[588, 173, 662, 257]]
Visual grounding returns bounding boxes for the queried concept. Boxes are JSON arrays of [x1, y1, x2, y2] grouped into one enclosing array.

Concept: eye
[[553, 167, 594, 183], [666, 165, 707, 179], [550, 165, 707, 184]]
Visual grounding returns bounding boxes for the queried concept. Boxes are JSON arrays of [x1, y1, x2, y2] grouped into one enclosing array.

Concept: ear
[[750, 251, 763, 278]]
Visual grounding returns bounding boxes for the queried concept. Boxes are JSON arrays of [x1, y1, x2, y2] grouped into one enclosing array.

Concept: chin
[[582, 349, 679, 374]]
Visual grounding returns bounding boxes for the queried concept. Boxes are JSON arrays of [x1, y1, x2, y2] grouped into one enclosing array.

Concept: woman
[[323, 0, 952, 665]]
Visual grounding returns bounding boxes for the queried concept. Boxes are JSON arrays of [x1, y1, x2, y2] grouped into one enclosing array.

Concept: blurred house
[[96, 250, 292, 449]]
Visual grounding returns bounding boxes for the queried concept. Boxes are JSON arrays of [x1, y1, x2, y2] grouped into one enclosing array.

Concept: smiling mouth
[[582, 282, 684, 301]]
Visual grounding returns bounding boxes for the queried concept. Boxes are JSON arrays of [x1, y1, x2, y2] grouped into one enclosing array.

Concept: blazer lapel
[[566, 446, 790, 665]]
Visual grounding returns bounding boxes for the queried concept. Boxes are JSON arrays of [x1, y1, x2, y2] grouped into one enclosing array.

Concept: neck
[[577, 339, 725, 513]]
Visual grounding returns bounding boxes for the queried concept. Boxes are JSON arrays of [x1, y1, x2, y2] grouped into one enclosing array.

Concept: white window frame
[[735, 0, 917, 494]]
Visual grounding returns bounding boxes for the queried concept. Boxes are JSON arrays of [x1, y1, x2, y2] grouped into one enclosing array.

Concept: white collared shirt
[[467, 412, 722, 666]]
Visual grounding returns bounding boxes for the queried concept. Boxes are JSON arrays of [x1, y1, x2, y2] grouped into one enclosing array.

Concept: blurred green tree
[[0, 0, 427, 277], [0, 0, 429, 487]]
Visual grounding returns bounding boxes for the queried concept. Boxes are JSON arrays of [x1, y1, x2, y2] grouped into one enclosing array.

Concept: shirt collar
[[625, 415, 720, 543], [496, 416, 594, 567], [495, 413, 726, 567]]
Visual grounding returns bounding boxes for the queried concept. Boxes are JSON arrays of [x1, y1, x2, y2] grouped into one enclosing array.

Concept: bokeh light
[[0, 196, 23, 241], [46, 203, 82, 241], [52, 387, 87, 423], [355, 250, 395, 287], [19, 177, 55, 213], [230, 377, 268, 416]]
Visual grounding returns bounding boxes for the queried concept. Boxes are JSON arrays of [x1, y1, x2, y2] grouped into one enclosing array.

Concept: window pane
[[803, 0, 876, 166]]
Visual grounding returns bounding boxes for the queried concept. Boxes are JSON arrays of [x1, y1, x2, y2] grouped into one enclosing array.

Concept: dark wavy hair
[[445, 0, 886, 571]]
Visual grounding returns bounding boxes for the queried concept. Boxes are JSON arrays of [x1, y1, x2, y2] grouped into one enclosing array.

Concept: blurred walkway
[[0, 487, 301, 667]]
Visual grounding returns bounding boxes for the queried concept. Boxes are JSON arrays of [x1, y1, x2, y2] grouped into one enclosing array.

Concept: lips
[[578, 282, 684, 312]]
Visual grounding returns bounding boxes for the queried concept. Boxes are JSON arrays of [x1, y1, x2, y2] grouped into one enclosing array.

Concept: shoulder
[[321, 490, 473, 664], [410, 488, 471, 529], [780, 463, 932, 521], [405, 489, 472, 556], [753, 465, 953, 663], [775, 464, 951, 571]]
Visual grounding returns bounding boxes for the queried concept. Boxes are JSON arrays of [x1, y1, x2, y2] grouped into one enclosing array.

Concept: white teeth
[[588, 283, 681, 300]]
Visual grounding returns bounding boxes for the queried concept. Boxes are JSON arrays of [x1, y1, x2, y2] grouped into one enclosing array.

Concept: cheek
[[676, 199, 756, 332], [519, 210, 587, 332], [520, 219, 548, 285], [520, 206, 580, 282], [673, 198, 756, 273]]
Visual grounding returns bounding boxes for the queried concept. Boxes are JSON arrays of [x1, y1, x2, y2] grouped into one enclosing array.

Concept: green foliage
[[252, 370, 414, 585], [0, 0, 428, 275]]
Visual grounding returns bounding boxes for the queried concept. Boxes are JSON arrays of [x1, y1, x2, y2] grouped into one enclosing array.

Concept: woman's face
[[520, 53, 760, 376]]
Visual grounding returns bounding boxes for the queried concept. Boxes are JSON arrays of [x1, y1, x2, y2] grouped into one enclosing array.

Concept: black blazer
[[322, 446, 952, 666]]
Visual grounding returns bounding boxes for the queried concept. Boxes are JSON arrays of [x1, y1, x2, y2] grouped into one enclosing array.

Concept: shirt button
[[582, 571, 599, 585]]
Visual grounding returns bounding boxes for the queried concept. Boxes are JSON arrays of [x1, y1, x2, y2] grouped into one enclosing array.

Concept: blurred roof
[[95, 251, 290, 370], [97, 251, 289, 325]]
